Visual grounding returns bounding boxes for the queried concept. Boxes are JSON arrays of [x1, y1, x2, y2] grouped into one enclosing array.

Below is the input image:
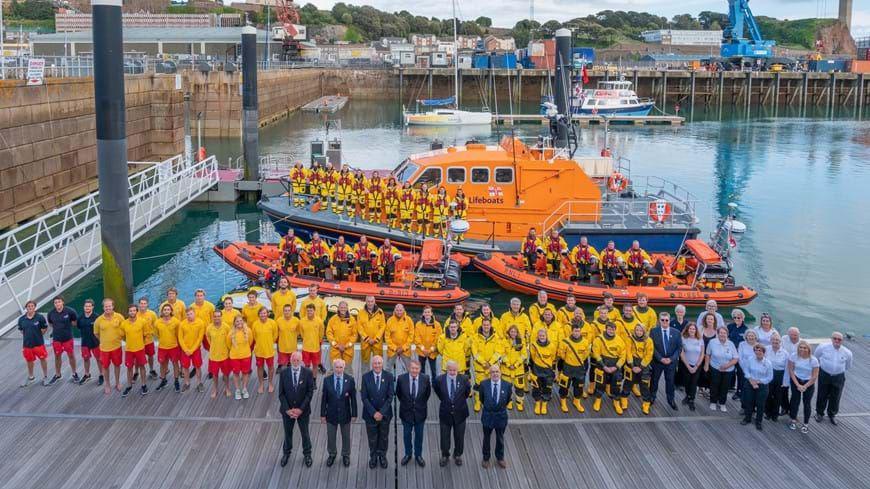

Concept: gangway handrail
[[540, 195, 698, 237]]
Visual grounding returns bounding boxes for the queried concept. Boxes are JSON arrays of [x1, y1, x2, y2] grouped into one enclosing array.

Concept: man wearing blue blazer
[[651, 311, 683, 410], [479, 364, 512, 469], [320, 358, 357, 468], [360, 355, 395, 469]]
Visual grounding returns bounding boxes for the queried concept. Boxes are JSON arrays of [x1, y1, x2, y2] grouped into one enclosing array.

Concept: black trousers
[[764, 370, 785, 419], [439, 419, 466, 458], [418, 355, 437, 376], [816, 370, 846, 417], [743, 383, 769, 425], [683, 367, 701, 402], [710, 370, 733, 405], [621, 366, 651, 402], [357, 260, 372, 281], [365, 420, 390, 457], [650, 361, 676, 403], [482, 425, 506, 462], [281, 414, 312, 456], [789, 379, 815, 424]]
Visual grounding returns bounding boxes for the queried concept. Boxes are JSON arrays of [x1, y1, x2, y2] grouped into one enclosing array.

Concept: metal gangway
[[0, 155, 219, 335]]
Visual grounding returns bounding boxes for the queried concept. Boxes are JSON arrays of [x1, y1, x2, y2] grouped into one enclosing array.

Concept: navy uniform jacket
[[479, 379, 513, 429], [320, 373, 357, 424], [395, 373, 431, 424], [278, 366, 315, 419], [433, 373, 472, 423], [360, 369, 395, 423], [651, 326, 682, 364]]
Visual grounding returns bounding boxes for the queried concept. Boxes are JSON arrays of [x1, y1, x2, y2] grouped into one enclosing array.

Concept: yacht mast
[[453, 0, 459, 108]]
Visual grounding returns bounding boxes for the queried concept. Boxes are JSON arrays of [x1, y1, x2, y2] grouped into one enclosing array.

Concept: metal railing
[[540, 193, 698, 236], [0, 155, 218, 335]]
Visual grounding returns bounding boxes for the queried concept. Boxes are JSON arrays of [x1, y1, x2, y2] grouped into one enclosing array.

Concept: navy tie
[[412, 377, 417, 399], [492, 383, 498, 404], [293, 369, 298, 387], [449, 378, 455, 399], [336, 376, 342, 394]]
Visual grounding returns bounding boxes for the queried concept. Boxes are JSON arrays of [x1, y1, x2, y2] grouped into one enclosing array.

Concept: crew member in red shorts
[[95, 298, 125, 395], [17, 300, 49, 387], [120, 305, 149, 397], [47, 295, 79, 385], [76, 299, 99, 385]]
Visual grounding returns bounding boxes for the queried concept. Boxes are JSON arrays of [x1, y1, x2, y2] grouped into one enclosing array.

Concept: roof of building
[[32, 27, 274, 43], [640, 53, 705, 62]]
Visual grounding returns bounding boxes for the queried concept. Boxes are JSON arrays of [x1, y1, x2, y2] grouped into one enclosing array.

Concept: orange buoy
[[607, 172, 628, 193], [196, 147, 206, 162]]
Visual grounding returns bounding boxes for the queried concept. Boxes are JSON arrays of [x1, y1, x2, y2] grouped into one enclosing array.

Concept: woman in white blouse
[[764, 332, 789, 422], [788, 340, 820, 433], [704, 327, 738, 412], [753, 313, 776, 347], [737, 330, 760, 414], [679, 322, 704, 411]]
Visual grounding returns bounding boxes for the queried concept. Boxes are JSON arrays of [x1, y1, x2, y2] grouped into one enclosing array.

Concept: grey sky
[[304, 0, 868, 36]]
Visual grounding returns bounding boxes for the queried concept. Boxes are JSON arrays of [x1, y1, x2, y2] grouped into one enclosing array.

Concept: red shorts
[[99, 348, 123, 369], [22, 345, 48, 362], [302, 350, 320, 368], [81, 345, 97, 360], [144, 343, 155, 356], [52, 339, 74, 356], [255, 356, 275, 369], [125, 349, 146, 368], [230, 357, 252, 374], [208, 359, 231, 376], [180, 349, 203, 369], [158, 346, 180, 364], [277, 351, 293, 366]]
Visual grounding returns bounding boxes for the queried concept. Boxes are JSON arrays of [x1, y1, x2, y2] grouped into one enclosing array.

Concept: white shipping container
[[458, 54, 472, 69], [528, 42, 545, 57], [431, 52, 448, 66], [400, 51, 415, 65]]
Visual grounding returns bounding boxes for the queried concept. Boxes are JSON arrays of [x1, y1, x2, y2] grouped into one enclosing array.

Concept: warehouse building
[[641, 29, 722, 47]]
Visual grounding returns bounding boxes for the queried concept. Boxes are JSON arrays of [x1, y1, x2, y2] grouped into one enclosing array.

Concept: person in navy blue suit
[[650, 312, 683, 410], [360, 355, 395, 469], [433, 360, 472, 467], [320, 358, 357, 468], [396, 359, 431, 467], [479, 364, 513, 469]]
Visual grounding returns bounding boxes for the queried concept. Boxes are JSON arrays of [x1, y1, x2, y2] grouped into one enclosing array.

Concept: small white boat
[[572, 79, 655, 116], [403, 108, 492, 126]]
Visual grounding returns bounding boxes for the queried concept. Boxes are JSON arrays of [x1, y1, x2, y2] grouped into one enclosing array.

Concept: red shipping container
[[850, 60, 870, 74], [530, 55, 556, 70]]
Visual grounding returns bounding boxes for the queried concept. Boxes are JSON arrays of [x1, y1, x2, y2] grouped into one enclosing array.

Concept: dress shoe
[[415, 456, 426, 467], [342, 456, 350, 467], [740, 419, 751, 426], [668, 400, 678, 411], [481, 460, 490, 469], [379, 455, 388, 469], [755, 423, 763, 431], [304, 455, 313, 467], [829, 416, 838, 426], [280, 454, 290, 467], [815, 413, 824, 423], [439, 457, 449, 467], [454, 457, 463, 466], [326, 455, 336, 467], [497, 460, 507, 469], [401, 455, 412, 466], [368, 457, 377, 469]]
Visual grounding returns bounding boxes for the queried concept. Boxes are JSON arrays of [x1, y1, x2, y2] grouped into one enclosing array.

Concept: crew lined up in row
[[273, 231, 402, 282]]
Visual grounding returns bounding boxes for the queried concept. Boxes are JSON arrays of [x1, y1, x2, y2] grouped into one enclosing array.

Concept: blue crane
[[720, 0, 775, 59]]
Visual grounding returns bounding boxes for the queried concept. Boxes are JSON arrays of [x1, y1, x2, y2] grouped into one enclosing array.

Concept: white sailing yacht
[[402, 0, 492, 126]]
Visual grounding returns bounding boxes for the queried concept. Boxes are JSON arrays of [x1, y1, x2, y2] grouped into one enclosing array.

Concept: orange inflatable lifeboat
[[214, 240, 470, 308], [472, 242, 757, 307]]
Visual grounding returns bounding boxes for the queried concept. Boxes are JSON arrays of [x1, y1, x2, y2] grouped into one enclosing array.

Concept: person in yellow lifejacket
[[367, 172, 386, 223], [385, 304, 414, 373], [521, 228, 542, 273], [383, 176, 399, 228], [376, 238, 401, 283], [622, 323, 654, 414], [446, 303, 473, 336], [633, 293, 658, 332], [353, 235, 378, 282], [350, 169, 368, 218], [431, 186, 451, 239], [535, 308, 567, 345], [570, 236, 599, 282], [330, 235, 354, 280], [528, 290, 557, 326], [320, 165, 337, 212], [599, 241, 624, 287], [614, 303, 644, 341], [557, 322, 590, 413], [437, 319, 470, 373], [335, 166, 354, 216], [501, 324, 527, 411], [414, 182, 432, 235], [499, 297, 531, 341], [451, 188, 468, 241], [278, 229, 305, 274], [414, 306, 441, 376], [557, 295, 582, 326], [307, 162, 322, 199], [399, 181, 416, 233], [471, 303, 501, 337], [306, 232, 331, 278], [357, 296, 386, 368], [591, 321, 627, 415], [471, 318, 505, 412], [625, 240, 652, 286], [542, 229, 569, 278], [290, 161, 309, 207], [529, 328, 557, 415], [587, 305, 612, 395], [601, 292, 622, 322], [326, 301, 358, 370]]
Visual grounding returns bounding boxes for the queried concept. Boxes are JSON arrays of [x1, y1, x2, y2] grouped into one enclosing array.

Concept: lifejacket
[[369, 178, 383, 194], [308, 169, 320, 186], [385, 186, 399, 201], [309, 240, 326, 258], [523, 237, 537, 255], [352, 177, 367, 194], [291, 167, 306, 183], [602, 249, 620, 268], [379, 246, 395, 265], [337, 173, 353, 192], [333, 243, 350, 262], [547, 237, 563, 255], [454, 196, 467, 213], [283, 236, 299, 256], [627, 249, 644, 268], [575, 245, 592, 264], [434, 196, 449, 216]]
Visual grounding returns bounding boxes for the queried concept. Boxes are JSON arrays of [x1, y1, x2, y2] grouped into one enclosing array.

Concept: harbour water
[[61, 100, 870, 337]]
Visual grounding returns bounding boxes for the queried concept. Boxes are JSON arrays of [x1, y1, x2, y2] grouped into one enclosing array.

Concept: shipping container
[[809, 59, 848, 72], [416, 55, 430, 68], [472, 54, 490, 69], [529, 55, 555, 70], [528, 39, 555, 57], [431, 52, 448, 67], [850, 60, 870, 74], [489, 53, 517, 69], [458, 54, 473, 69], [399, 51, 415, 66], [572, 47, 596, 62]]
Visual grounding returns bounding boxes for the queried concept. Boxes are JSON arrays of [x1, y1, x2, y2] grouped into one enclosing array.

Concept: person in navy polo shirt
[[18, 300, 50, 387], [76, 299, 100, 385], [47, 296, 79, 385]]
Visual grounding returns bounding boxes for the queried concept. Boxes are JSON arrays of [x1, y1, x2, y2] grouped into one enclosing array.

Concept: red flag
[[581, 65, 590, 84]]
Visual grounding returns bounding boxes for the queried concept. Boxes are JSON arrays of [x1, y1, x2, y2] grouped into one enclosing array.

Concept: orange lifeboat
[[472, 249, 757, 307], [214, 241, 470, 308]]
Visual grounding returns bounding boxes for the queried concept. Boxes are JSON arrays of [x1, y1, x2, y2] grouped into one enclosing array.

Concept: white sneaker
[[20, 377, 35, 388], [720, 405, 728, 413], [709, 403, 718, 411], [234, 389, 242, 400], [42, 377, 50, 386], [242, 388, 250, 399]]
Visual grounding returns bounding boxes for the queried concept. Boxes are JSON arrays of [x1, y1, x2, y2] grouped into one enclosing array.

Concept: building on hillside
[[55, 13, 241, 32], [318, 44, 376, 65], [31, 27, 280, 57], [456, 35, 480, 50], [640, 29, 722, 47], [379, 37, 407, 48], [483, 35, 515, 52], [410, 34, 437, 47]]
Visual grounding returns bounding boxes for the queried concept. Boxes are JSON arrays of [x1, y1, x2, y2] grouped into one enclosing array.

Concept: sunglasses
[[660, 318, 670, 322]]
